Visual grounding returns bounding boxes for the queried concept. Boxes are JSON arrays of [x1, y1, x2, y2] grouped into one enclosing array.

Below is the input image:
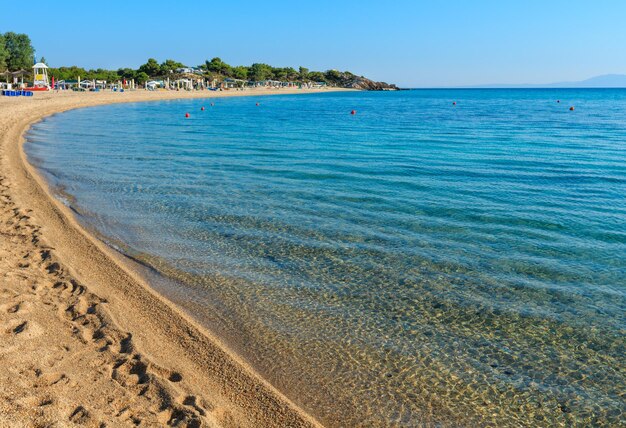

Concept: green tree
[[86, 68, 119, 82], [298, 66, 309, 79], [0, 34, 8, 71], [206, 57, 231, 76], [307, 71, 325, 82], [135, 72, 150, 84], [284, 67, 298, 81], [232, 65, 249, 80], [270, 67, 297, 81], [138, 58, 161, 77], [249, 63, 272, 81], [325, 69, 341, 81], [3, 32, 34, 71], [48, 66, 88, 81], [117, 68, 136, 79], [161, 59, 185, 74], [272, 67, 288, 81]]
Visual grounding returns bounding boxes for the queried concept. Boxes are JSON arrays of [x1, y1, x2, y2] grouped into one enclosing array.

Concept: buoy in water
[[569, 106, 575, 111], [185, 113, 190, 118], [351, 110, 356, 115], [201, 106, 205, 111]]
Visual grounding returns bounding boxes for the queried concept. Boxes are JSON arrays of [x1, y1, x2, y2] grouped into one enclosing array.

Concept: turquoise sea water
[[26, 90, 625, 427]]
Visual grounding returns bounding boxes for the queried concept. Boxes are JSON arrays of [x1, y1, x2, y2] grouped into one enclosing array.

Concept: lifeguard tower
[[30, 62, 50, 90]]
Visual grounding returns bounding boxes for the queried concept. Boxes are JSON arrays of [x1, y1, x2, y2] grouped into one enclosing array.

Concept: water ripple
[[26, 89, 626, 427]]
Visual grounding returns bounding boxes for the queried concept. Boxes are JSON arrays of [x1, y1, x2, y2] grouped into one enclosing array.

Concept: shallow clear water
[[26, 90, 625, 426]]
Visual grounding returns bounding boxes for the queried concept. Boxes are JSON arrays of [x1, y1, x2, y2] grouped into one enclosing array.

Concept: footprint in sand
[[45, 262, 61, 275], [0, 300, 20, 315], [38, 372, 68, 387], [69, 405, 91, 424], [169, 372, 183, 383], [2, 300, 31, 315], [7, 302, 21, 313], [12, 321, 27, 334], [183, 395, 209, 416], [4, 319, 43, 339]]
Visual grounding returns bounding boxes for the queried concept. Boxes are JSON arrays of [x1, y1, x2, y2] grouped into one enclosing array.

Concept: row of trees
[[0, 32, 35, 72], [48, 57, 357, 86], [178, 57, 354, 84], [200, 57, 309, 82]]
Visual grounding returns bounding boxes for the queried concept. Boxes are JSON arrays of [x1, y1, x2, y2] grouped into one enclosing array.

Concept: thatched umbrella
[[2, 69, 29, 85]]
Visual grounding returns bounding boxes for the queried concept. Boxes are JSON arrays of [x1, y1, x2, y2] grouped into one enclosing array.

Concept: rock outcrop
[[325, 71, 399, 90], [343, 76, 399, 91]]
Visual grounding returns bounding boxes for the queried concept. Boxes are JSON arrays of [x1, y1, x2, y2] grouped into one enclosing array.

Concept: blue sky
[[1, 0, 624, 87]]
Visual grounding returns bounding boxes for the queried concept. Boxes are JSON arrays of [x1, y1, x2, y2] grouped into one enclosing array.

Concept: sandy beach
[[0, 88, 344, 427]]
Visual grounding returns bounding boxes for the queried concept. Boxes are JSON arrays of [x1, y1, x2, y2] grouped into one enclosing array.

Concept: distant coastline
[[458, 73, 626, 89]]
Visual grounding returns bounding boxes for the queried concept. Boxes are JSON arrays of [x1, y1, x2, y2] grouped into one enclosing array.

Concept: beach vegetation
[[249, 63, 273, 81], [205, 57, 232, 76], [47, 66, 88, 81], [117, 68, 137, 80], [325, 69, 341, 80], [307, 71, 326, 82], [138, 58, 161, 77], [232, 65, 249, 80], [2, 32, 34, 71], [0, 34, 7, 71], [160, 59, 185, 75], [135, 72, 150, 84]]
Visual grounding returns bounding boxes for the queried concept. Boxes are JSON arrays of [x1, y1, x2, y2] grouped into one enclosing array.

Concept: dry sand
[[0, 88, 345, 427]]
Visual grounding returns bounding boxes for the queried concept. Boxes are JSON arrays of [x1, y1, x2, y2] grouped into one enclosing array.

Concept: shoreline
[[0, 88, 348, 426]]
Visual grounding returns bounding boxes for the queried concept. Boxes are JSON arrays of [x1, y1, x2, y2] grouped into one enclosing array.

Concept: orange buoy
[[201, 106, 205, 111], [351, 110, 356, 115], [185, 113, 190, 118], [569, 106, 575, 111]]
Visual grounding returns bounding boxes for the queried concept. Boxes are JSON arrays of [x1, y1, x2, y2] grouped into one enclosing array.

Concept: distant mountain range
[[467, 74, 626, 88]]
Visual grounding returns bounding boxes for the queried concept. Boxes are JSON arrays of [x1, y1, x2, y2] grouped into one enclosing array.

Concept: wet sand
[[0, 88, 347, 427]]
